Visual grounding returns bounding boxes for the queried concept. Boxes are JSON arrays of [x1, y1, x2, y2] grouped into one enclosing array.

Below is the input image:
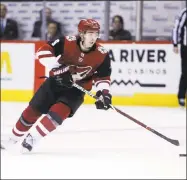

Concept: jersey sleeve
[[94, 53, 111, 91], [172, 8, 186, 47], [36, 36, 65, 70]]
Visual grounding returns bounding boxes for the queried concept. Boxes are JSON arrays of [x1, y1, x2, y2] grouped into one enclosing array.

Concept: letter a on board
[[1, 52, 12, 74]]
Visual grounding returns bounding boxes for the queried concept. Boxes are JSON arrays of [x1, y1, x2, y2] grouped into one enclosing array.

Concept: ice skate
[[21, 133, 36, 153], [178, 98, 186, 107]]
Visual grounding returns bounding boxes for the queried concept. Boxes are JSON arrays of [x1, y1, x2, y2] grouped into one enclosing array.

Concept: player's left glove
[[50, 66, 73, 88], [95, 89, 112, 110]]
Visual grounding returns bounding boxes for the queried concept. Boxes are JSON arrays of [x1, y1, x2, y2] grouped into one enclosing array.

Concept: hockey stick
[[73, 83, 180, 146]]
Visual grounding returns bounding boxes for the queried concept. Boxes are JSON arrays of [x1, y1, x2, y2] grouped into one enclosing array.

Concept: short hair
[[48, 21, 57, 26], [39, 7, 52, 19]]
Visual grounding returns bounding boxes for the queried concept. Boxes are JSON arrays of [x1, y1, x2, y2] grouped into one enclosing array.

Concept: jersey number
[[51, 39, 60, 46]]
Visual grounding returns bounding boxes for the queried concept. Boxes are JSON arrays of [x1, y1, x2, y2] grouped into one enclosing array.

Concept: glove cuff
[[96, 89, 111, 99]]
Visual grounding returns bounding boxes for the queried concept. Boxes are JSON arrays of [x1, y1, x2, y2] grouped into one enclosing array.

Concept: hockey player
[[3, 19, 112, 152]]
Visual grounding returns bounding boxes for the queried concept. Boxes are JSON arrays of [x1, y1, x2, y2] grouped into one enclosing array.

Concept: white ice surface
[[1, 102, 186, 179]]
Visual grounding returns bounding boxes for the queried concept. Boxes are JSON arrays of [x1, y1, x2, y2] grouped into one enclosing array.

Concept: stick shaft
[[73, 83, 179, 146]]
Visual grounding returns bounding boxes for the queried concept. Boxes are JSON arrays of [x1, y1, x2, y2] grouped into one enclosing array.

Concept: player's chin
[[88, 43, 95, 48]]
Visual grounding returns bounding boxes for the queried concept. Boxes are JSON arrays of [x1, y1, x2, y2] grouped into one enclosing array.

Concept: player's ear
[[79, 32, 84, 40]]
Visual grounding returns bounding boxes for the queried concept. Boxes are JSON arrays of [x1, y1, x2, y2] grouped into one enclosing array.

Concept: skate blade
[[1, 141, 23, 155]]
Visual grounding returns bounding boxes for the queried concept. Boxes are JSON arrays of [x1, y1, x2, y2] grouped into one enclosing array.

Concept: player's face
[[82, 30, 99, 48]]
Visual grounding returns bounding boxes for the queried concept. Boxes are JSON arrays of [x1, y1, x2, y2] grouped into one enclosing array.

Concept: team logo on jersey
[[69, 65, 92, 81]]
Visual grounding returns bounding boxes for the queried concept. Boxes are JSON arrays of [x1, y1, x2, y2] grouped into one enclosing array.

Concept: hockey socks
[[22, 103, 71, 151], [11, 106, 42, 142]]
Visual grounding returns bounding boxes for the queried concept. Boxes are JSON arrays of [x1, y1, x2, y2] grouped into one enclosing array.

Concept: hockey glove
[[95, 89, 112, 110], [50, 66, 73, 88]]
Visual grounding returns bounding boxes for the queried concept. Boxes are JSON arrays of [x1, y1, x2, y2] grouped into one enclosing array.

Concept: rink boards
[[1, 41, 181, 106]]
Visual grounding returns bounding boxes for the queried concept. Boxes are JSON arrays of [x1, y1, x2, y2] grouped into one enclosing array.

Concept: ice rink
[[1, 102, 186, 179]]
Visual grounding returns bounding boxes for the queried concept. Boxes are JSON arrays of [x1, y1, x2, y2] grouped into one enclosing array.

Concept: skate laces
[[24, 133, 35, 146]]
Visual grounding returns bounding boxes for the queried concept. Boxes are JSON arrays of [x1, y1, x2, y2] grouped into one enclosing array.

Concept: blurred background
[[1, 0, 186, 107], [0, 0, 186, 41]]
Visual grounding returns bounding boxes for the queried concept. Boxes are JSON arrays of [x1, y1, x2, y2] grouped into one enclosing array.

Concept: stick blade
[[170, 139, 180, 146]]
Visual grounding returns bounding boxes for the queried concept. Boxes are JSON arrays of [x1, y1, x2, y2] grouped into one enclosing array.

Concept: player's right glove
[[95, 89, 112, 110], [50, 66, 73, 88]]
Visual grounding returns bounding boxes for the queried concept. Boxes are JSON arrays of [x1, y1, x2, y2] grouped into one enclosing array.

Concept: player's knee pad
[[21, 105, 42, 126], [48, 103, 71, 125]]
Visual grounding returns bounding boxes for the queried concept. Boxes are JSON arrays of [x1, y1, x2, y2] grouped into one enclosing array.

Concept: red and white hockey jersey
[[36, 35, 111, 91]]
